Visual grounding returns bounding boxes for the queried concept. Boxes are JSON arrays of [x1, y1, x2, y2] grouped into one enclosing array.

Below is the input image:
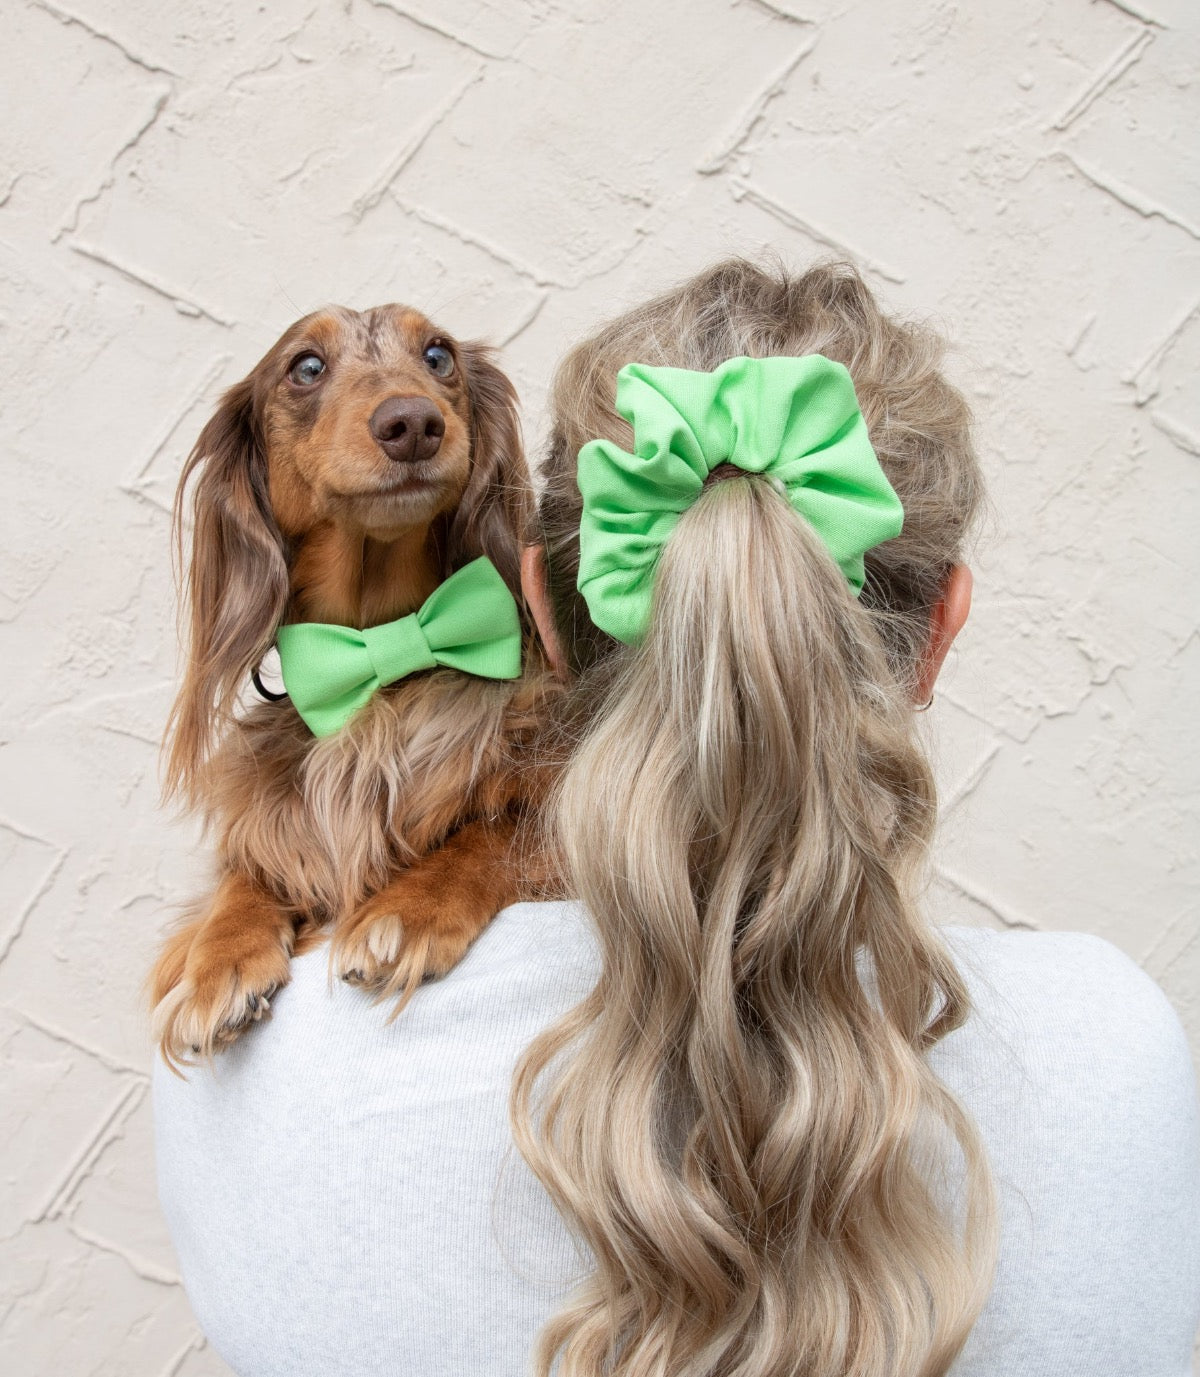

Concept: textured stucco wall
[[2, 1, 1197, 1372]]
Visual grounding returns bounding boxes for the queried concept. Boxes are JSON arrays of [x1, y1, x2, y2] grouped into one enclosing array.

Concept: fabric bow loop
[[276, 556, 522, 737], [576, 355, 906, 645]]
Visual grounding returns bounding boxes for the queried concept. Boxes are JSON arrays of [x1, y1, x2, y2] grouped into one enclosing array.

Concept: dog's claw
[[153, 938, 291, 1067], [205, 984, 278, 1046]]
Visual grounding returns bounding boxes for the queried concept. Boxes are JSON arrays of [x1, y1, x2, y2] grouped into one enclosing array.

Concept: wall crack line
[[389, 195, 562, 286], [731, 177, 907, 283], [67, 240, 235, 326], [940, 741, 1004, 817], [1150, 411, 1200, 457], [126, 354, 233, 499], [159, 1335, 208, 1377], [350, 66, 485, 222], [696, 30, 818, 175], [1058, 151, 1200, 241], [53, 88, 171, 245], [741, 0, 819, 23], [935, 864, 1043, 931], [498, 291, 549, 347], [31, 0, 176, 75], [1093, 0, 1167, 28], [30, 1078, 147, 1224], [4, 1003, 147, 1076], [0, 820, 68, 967], [1122, 293, 1200, 404], [1048, 26, 1153, 132], [67, 1221, 181, 1287], [364, 0, 515, 60]]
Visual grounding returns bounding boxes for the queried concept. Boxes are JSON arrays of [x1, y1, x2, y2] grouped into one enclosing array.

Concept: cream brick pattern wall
[[2, 1, 1197, 1372]]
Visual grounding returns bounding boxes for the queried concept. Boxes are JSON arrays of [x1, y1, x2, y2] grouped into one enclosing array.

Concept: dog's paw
[[153, 952, 290, 1074], [331, 886, 482, 1016], [330, 904, 410, 991]]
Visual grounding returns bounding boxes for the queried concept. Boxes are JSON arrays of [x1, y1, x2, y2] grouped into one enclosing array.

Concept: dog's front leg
[[331, 815, 540, 1013], [150, 871, 297, 1072]]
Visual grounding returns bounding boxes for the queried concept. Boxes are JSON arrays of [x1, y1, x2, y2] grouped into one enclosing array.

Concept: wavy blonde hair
[[511, 258, 998, 1377]]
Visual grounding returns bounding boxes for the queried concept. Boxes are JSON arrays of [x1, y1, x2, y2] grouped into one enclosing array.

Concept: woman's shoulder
[[930, 922, 1197, 1138], [934, 922, 1192, 1083], [932, 924, 1200, 1376], [939, 919, 1167, 997]]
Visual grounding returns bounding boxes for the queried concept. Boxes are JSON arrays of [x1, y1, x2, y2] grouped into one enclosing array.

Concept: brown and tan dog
[[149, 305, 558, 1070]]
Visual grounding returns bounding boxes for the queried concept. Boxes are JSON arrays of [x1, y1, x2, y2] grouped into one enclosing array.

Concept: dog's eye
[[288, 353, 326, 386], [423, 343, 454, 379]]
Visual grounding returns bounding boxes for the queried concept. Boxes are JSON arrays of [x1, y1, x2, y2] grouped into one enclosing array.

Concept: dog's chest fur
[[209, 671, 530, 920]]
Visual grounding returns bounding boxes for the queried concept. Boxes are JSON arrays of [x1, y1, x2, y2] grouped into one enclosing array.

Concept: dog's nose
[[369, 396, 445, 464]]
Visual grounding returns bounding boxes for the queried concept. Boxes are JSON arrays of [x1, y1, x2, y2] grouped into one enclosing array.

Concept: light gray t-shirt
[[152, 903, 1200, 1376]]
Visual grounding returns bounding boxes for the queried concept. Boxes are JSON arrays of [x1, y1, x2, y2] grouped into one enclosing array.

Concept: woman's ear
[[163, 374, 289, 802], [447, 342, 529, 598], [521, 544, 567, 678], [914, 563, 972, 705]]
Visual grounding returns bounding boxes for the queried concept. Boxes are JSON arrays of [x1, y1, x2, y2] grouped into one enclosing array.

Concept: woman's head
[[511, 258, 997, 1377]]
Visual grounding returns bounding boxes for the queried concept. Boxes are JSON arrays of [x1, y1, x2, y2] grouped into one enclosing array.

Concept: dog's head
[[165, 304, 528, 799]]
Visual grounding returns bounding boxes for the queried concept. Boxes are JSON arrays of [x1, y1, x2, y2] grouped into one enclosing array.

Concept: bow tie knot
[[275, 557, 522, 737], [360, 614, 437, 686]]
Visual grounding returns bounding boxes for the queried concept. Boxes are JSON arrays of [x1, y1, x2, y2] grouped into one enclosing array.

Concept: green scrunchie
[[576, 355, 905, 645]]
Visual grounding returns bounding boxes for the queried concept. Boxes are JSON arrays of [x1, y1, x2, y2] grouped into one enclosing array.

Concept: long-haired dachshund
[[149, 305, 557, 1070]]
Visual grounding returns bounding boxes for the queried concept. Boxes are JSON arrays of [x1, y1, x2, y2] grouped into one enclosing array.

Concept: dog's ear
[[447, 342, 531, 597], [163, 373, 288, 804]]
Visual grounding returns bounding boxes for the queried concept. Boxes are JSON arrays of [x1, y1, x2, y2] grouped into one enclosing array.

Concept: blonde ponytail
[[512, 258, 997, 1377]]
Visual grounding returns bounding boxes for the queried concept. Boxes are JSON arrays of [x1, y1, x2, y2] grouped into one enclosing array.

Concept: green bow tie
[[275, 557, 522, 737]]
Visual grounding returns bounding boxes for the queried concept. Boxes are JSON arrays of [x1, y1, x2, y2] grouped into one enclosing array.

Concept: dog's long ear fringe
[[163, 376, 288, 807], [447, 342, 531, 602]]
